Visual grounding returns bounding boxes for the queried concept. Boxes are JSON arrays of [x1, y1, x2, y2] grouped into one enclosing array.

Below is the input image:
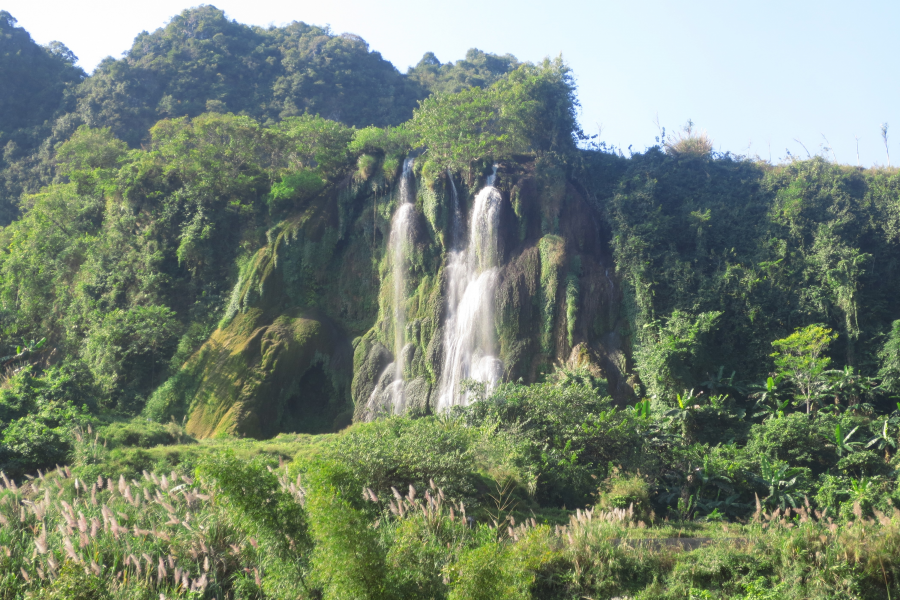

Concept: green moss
[[496, 247, 540, 382], [421, 185, 446, 249], [180, 307, 352, 439], [566, 255, 582, 348], [538, 234, 565, 354], [511, 185, 527, 242], [534, 154, 566, 234]]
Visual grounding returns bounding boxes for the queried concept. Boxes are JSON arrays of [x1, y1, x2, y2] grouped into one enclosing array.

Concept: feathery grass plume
[[665, 119, 713, 157]]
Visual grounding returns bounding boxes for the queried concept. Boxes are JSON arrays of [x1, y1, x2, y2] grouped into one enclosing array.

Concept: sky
[[4, 0, 899, 166]]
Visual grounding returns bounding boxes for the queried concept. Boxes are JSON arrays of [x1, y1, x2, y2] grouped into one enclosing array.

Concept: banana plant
[[865, 419, 897, 457], [752, 377, 789, 420], [755, 456, 804, 510], [829, 423, 862, 458], [700, 365, 745, 397], [848, 477, 875, 507], [630, 398, 652, 420], [821, 365, 879, 412], [0, 337, 47, 368], [664, 389, 701, 440]]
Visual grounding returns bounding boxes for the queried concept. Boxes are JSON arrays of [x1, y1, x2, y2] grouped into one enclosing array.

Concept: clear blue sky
[[5, 0, 898, 166]]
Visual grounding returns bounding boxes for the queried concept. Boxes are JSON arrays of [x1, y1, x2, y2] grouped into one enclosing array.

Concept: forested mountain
[[74, 5, 424, 145], [0, 6, 517, 224], [0, 11, 84, 223], [407, 48, 520, 94], [3, 9, 900, 599]]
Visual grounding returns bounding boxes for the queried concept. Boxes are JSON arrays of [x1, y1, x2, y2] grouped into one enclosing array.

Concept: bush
[[458, 377, 644, 507], [745, 413, 845, 475], [24, 563, 110, 600], [308, 416, 485, 505], [98, 418, 193, 449], [446, 541, 529, 600], [596, 472, 653, 522], [0, 365, 95, 476], [304, 458, 389, 599], [197, 452, 313, 597]]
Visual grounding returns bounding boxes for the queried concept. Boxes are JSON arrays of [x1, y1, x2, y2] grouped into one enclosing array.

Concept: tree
[[409, 58, 582, 171], [0, 10, 85, 222], [877, 319, 900, 392], [770, 324, 837, 414], [635, 310, 722, 402], [74, 6, 423, 147]]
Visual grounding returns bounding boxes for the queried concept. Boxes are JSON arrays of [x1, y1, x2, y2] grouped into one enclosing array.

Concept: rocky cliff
[[162, 155, 630, 438]]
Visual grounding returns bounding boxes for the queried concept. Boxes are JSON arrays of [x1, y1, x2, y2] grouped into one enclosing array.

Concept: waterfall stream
[[366, 158, 415, 415], [436, 167, 503, 410], [388, 158, 418, 411]]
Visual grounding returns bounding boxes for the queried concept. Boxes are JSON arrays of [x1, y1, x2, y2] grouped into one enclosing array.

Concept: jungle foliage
[[0, 6, 524, 224], [3, 8, 900, 598]]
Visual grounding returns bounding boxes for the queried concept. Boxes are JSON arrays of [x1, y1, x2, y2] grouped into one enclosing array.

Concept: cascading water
[[436, 166, 504, 410], [367, 158, 415, 414]]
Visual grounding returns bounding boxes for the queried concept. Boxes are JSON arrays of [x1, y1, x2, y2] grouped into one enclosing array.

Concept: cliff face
[[165, 155, 629, 438]]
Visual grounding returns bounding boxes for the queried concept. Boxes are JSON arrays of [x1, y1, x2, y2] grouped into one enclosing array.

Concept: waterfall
[[367, 158, 415, 415], [436, 167, 503, 410]]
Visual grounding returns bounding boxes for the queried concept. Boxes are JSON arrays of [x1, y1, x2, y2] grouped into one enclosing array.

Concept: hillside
[[0, 6, 517, 224], [2, 8, 900, 600]]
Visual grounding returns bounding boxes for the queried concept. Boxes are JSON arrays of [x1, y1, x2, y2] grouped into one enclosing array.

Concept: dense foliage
[[74, 6, 423, 146], [0, 11, 84, 223], [3, 9, 900, 598], [2, 393, 900, 599], [0, 6, 525, 224]]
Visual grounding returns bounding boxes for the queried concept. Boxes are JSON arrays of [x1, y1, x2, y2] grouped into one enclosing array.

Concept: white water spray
[[437, 167, 503, 410]]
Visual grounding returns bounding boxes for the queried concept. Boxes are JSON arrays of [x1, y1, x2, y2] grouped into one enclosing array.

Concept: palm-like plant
[[664, 389, 700, 441], [848, 477, 875, 507], [822, 365, 879, 412], [751, 377, 790, 420], [0, 336, 46, 368], [865, 419, 898, 458], [629, 398, 652, 420], [830, 423, 862, 458], [755, 456, 804, 510], [700, 366, 745, 397]]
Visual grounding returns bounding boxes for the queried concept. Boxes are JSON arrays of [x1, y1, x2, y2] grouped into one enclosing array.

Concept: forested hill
[[0, 11, 84, 223], [0, 5, 517, 223], [6, 9, 900, 599], [2, 3, 900, 503]]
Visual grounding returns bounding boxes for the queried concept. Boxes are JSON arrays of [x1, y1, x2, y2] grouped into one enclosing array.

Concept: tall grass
[[3, 465, 900, 599]]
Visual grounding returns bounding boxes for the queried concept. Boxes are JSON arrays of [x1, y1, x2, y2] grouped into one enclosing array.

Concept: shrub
[[268, 168, 326, 215], [445, 541, 529, 600], [356, 153, 379, 181], [0, 365, 95, 476], [98, 418, 193, 449], [304, 458, 390, 600], [664, 120, 713, 157], [309, 416, 483, 505], [24, 563, 110, 600], [745, 412, 843, 475], [596, 472, 652, 522], [197, 452, 313, 597], [458, 377, 644, 507]]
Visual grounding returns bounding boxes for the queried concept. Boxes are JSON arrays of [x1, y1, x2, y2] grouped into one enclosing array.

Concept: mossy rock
[[355, 371, 433, 422], [182, 307, 353, 439], [351, 332, 392, 411]]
